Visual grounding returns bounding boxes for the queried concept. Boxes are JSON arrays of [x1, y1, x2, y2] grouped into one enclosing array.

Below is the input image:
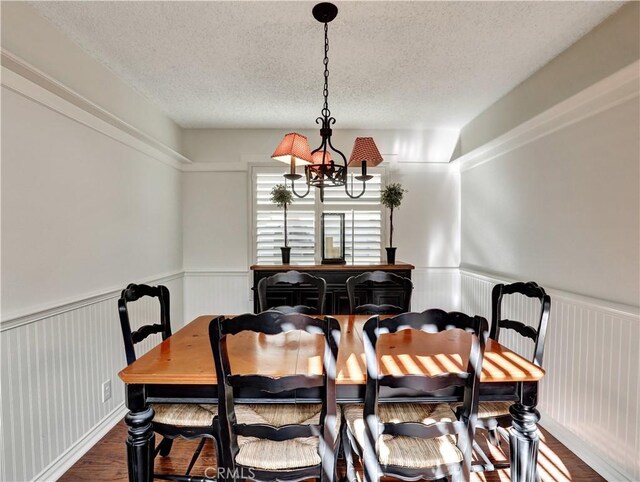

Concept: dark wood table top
[[119, 315, 544, 386]]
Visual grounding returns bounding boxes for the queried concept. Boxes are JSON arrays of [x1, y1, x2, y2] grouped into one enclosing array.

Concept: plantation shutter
[[255, 172, 315, 264], [253, 168, 383, 264], [323, 173, 383, 263]]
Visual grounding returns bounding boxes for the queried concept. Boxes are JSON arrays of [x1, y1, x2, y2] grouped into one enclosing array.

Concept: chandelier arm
[[344, 177, 367, 199], [327, 135, 348, 169], [311, 134, 329, 156], [288, 176, 311, 198]]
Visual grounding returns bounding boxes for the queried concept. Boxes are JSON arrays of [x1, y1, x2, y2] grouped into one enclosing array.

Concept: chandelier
[[271, 2, 384, 202]]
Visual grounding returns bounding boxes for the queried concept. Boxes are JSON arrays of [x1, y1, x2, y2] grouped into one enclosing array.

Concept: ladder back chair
[[210, 311, 341, 481], [346, 271, 413, 315], [469, 281, 551, 460], [118, 284, 223, 480], [257, 270, 327, 314], [342, 309, 489, 482]]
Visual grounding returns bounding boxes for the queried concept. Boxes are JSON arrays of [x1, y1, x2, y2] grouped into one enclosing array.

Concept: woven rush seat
[[477, 401, 511, 418], [451, 401, 512, 419], [234, 404, 342, 470], [152, 403, 217, 427], [343, 403, 462, 469]]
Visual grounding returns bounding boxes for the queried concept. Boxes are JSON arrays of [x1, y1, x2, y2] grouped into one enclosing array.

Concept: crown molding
[[1, 49, 193, 170], [183, 161, 250, 172], [453, 60, 640, 172]]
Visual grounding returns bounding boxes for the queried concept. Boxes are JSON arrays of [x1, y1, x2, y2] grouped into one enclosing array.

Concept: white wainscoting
[[412, 267, 460, 312], [182, 267, 460, 322], [460, 268, 640, 481], [0, 273, 183, 482], [183, 271, 253, 322]]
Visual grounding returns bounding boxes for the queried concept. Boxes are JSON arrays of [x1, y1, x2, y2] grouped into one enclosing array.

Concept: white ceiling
[[31, 1, 623, 130]]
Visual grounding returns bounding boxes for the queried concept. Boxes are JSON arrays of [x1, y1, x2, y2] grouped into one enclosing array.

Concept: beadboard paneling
[[411, 268, 460, 312], [460, 268, 640, 481], [182, 268, 460, 322], [0, 275, 183, 482], [183, 271, 252, 321]]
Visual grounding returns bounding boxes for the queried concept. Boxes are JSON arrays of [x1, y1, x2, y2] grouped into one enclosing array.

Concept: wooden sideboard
[[250, 262, 415, 314]]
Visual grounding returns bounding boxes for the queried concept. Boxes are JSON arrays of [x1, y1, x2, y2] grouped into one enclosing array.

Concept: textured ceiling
[[31, 1, 623, 129]]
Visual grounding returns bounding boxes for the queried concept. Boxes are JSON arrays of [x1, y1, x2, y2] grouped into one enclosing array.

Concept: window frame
[[249, 163, 387, 265]]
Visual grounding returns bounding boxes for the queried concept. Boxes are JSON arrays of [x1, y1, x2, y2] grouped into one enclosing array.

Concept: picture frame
[[321, 212, 346, 264]]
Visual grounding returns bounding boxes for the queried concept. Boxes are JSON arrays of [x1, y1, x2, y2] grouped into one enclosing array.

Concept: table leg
[[509, 382, 540, 482], [125, 384, 155, 482]]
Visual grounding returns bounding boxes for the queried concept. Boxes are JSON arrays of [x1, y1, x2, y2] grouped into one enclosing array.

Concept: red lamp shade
[[271, 133, 313, 165], [348, 137, 383, 167], [312, 150, 333, 164]]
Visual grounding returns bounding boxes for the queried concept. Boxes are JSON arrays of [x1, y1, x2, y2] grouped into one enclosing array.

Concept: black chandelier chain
[[321, 22, 331, 119], [286, 2, 369, 202]]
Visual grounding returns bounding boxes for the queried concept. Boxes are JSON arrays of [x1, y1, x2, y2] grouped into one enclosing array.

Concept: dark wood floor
[[61, 419, 603, 482]]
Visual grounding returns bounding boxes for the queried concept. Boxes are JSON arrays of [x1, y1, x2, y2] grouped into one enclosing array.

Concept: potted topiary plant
[[380, 182, 407, 264], [270, 184, 294, 264]]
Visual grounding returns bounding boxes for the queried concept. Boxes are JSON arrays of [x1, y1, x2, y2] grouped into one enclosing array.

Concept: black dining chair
[[342, 309, 489, 482], [465, 282, 551, 454], [346, 270, 413, 314], [210, 311, 341, 482], [118, 283, 223, 480], [257, 270, 327, 314]]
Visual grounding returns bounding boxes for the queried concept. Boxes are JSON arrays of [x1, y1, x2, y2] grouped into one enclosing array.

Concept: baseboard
[[33, 403, 127, 482], [539, 411, 633, 481]]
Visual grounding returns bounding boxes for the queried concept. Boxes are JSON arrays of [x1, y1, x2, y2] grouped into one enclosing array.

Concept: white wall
[[1, 49, 184, 482], [182, 171, 249, 271], [1, 2, 184, 153], [391, 163, 460, 268], [458, 59, 640, 480], [181, 128, 462, 316], [2, 87, 183, 318], [455, 1, 639, 156], [181, 127, 461, 269], [461, 96, 639, 306], [183, 128, 459, 165]]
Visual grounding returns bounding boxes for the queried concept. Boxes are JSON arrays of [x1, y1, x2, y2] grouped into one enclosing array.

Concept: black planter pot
[[385, 247, 397, 264], [280, 247, 291, 264], [385, 248, 396, 264]]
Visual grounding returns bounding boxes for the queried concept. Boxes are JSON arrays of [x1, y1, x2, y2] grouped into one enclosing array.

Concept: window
[[252, 166, 384, 264]]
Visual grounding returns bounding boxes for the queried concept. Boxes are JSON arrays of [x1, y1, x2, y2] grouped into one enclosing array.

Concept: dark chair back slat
[[227, 374, 325, 392], [491, 281, 551, 367], [354, 304, 404, 315], [500, 319, 538, 340], [257, 270, 327, 314], [346, 271, 413, 314], [361, 310, 488, 478], [118, 283, 171, 365], [379, 373, 469, 391], [374, 309, 485, 335], [221, 309, 328, 336], [235, 423, 321, 441], [210, 311, 340, 475], [382, 420, 467, 439]]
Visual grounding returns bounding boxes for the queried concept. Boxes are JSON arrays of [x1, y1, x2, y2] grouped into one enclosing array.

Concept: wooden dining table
[[119, 314, 545, 482]]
